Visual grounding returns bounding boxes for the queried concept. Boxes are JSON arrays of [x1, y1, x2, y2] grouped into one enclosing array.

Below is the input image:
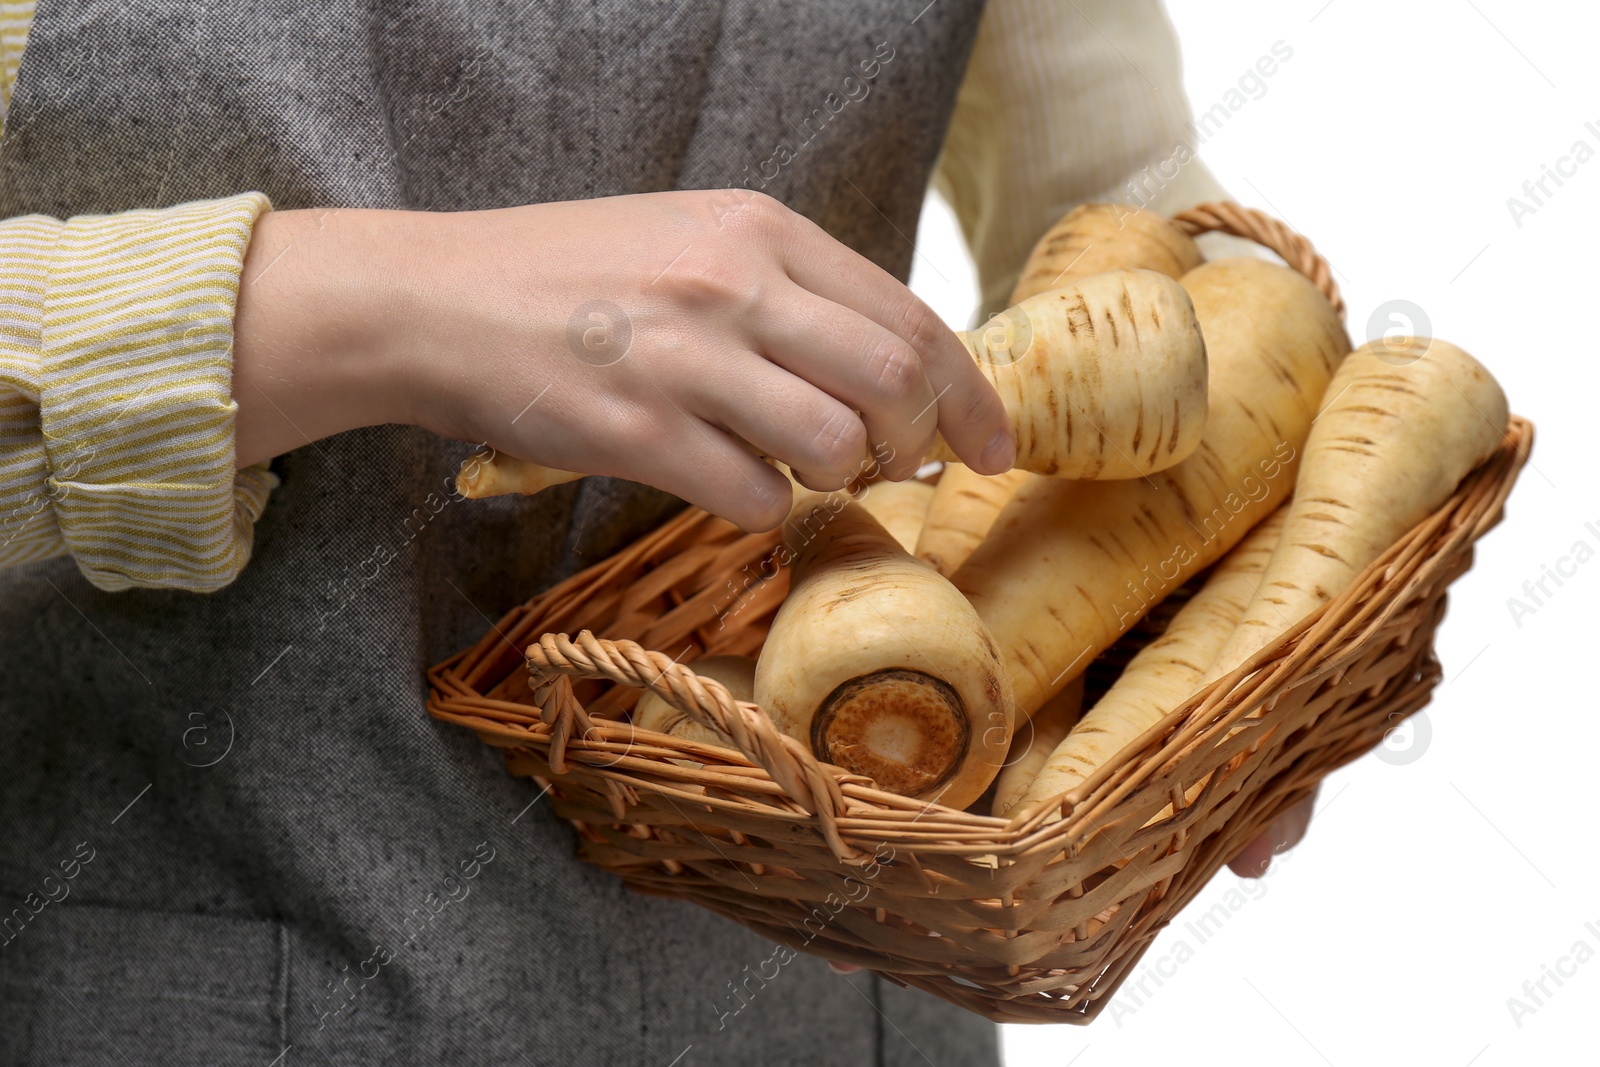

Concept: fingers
[[1227, 788, 1318, 879], [618, 409, 794, 531], [748, 295, 943, 481], [687, 353, 873, 491], [762, 207, 1014, 474]]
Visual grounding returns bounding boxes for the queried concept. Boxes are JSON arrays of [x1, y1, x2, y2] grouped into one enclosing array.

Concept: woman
[[0, 1, 1309, 1062]]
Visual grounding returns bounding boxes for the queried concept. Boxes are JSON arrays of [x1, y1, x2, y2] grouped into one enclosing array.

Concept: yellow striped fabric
[[40, 196, 279, 590], [0, 0, 31, 122], [2, 195, 279, 590]]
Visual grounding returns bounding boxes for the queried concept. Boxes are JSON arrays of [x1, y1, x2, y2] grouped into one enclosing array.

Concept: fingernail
[[980, 430, 1015, 474]]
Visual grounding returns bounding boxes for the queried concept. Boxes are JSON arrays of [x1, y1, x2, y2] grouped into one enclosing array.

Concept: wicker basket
[[427, 205, 1534, 1024]]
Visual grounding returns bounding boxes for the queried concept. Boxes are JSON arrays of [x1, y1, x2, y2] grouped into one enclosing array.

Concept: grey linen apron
[[0, 1, 1003, 1064]]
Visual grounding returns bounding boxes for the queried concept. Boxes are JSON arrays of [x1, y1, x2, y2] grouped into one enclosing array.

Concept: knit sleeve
[[0, 193, 280, 591], [935, 0, 1262, 320]]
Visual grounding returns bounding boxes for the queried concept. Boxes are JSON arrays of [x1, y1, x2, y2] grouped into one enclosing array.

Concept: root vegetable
[[1205, 337, 1509, 681], [1012, 509, 1285, 812], [925, 269, 1208, 479], [456, 454, 583, 498], [753, 490, 1013, 809], [914, 465, 1031, 577], [990, 674, 1085, 817], [856, 479, 937, 554], [953, 258, 1350, 717], [1011, 204, 1204, 304], [918, 200, 1206, 580], [632, 655, 757, 749]]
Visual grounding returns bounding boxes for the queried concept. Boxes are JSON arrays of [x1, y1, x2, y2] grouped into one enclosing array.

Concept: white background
[[909, 2, 1600, 1064]]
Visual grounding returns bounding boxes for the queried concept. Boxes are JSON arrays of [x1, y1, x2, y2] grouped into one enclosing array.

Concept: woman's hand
[[232, 191, 1015, 529]]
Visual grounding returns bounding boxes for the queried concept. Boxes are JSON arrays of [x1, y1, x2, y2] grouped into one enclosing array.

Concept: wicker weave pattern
[[427, 207, 1533, 1023]]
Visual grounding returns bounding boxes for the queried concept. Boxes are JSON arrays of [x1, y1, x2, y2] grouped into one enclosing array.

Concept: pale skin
[[230, 189, 1019, 530]]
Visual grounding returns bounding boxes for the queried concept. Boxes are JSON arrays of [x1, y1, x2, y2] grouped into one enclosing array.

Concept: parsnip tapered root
[[915, 465, 1031, 577], [632, 655, 757, 749], [457, 454, 583, 499], [1204, 337, 1509, 681], [1011, 204, 1204, 304], [990, 675, 1085, 817], [953, 258, 1351, 718], [926, 269, 1208, 479], [856, 479, 936, 554], [753, 490, 1014, 809], [1012, 509, 1285, 813]]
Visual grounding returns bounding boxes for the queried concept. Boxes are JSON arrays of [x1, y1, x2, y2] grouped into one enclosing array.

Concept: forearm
[[232, 207, 420, 468]]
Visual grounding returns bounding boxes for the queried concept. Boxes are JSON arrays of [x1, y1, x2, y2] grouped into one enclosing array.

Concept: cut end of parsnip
[[813, 669, 970, 797]]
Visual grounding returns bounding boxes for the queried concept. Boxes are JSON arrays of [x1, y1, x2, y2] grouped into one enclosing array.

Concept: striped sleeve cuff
[[0, 214, 59, 566], [37, 192, 281, 592]]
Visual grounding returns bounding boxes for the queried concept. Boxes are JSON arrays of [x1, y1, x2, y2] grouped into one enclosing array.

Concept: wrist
[[232, 207, 418, 466]]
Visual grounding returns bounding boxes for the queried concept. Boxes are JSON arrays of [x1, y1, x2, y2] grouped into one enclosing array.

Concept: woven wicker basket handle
[[523, 631, 865, 861], [1170, 202, 1344, 316]]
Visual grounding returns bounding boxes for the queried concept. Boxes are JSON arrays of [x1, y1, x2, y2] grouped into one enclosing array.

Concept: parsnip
[[1012, 509, 1285, 811], [926, 269, 1207, 478], [632, 654, 757, 749], [458, 269, 1208, 497], [1011, 204, 1204, 304], [910, 201, 1197, 577], [914, 465, 1031, 577], [954, 258, 1350, 717], [913, 212, 1204, 572], [753, 490, 1013, 809], [1205, 337, 1508, 680], [856, 479, 936, 554], [990, 674, 1085, 817]]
